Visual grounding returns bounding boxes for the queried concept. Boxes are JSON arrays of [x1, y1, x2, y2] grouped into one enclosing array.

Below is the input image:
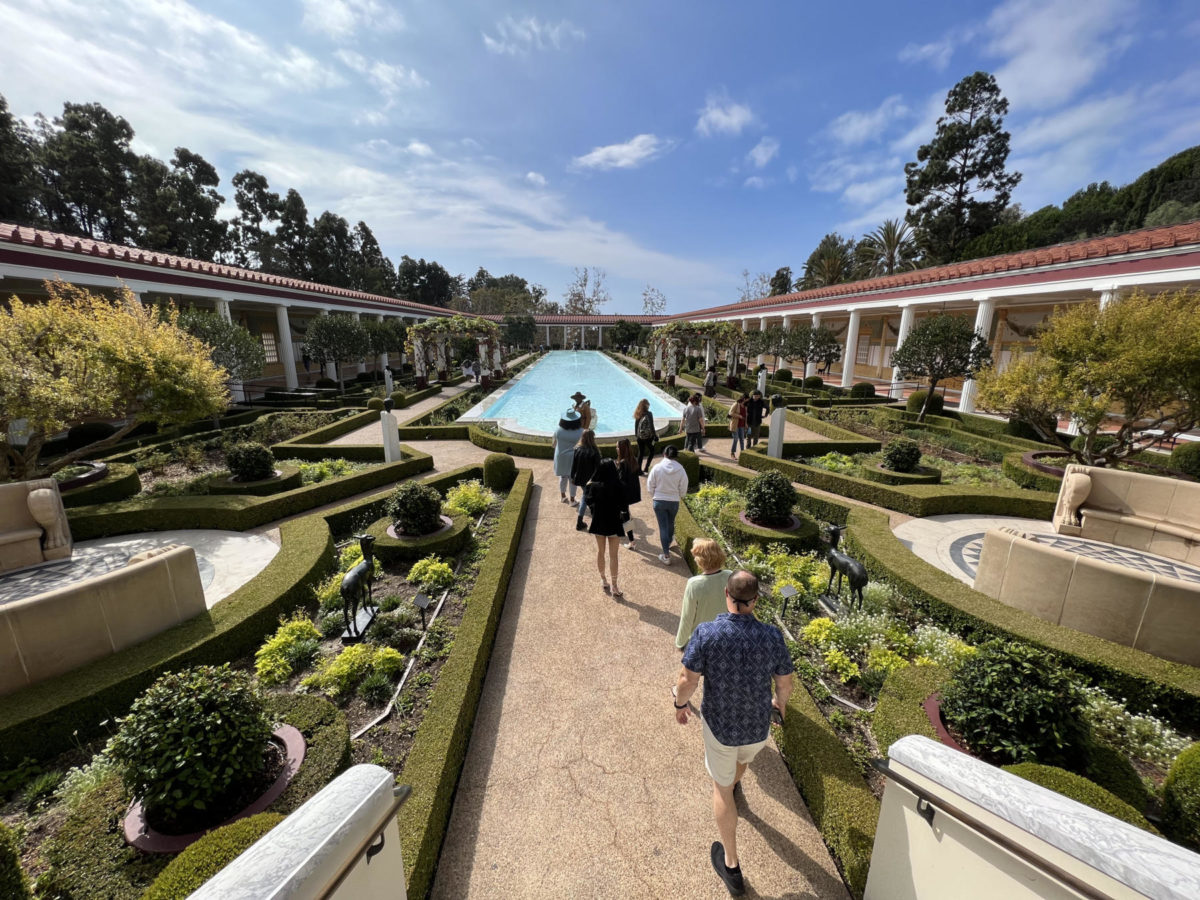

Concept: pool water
[[463, 351, 681, 436]]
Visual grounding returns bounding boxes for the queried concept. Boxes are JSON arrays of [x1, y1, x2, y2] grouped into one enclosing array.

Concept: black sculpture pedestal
[[340, 604, 379, 645], [817, 592, 845, 618]]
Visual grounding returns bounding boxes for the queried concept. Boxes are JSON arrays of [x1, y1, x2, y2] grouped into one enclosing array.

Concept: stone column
[[890, 305, 916, 398], [412, 336, 427, 388], [782, 315, 792, 330], [352, 312, 366, 374], [376, 315, 389, 372], [434, 334, 448, 381], [563, 325, 569, 348], [1098, 286, 1121, 310], [319, 309, 337, 381], [215, 297, 232, 323], [597, 325, 604, 349], [653, 340, 664, 380], [275, 304, 299, 390], [705, 338, 715, 370], [742, 317, 752, 332], [958, 297, 995, 414], [840, 310, 861, 388], [806, 313, 822, 378], [492, 342, 503, 375], [545, 325, 551, 346]]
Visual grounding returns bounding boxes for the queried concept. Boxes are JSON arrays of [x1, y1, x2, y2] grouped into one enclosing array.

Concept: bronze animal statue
[[824, 525, 867, 610], [340, 534, 377, 637]]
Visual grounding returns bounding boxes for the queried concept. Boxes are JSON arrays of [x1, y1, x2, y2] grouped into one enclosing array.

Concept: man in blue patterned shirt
[[674, 570, 794, 896]]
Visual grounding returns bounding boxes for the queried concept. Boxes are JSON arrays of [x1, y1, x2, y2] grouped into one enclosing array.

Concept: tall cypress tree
[[904, 71, 1021, 264]]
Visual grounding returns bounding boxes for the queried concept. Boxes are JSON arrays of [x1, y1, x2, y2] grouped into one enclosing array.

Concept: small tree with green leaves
[[610, 319, 644, 349], [891, 313, 991, 421], [502, 313, 537, 348], [304, 313, 368, 391], [178, 308, 265, 383], [781, 323, 843, 378]]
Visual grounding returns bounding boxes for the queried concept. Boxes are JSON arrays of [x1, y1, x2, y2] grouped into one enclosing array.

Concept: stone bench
[[1053, 463, 1200, 564], [973, 527, 1200, 667], [0, 479, 73, 574], [0, 544, 206, 695]]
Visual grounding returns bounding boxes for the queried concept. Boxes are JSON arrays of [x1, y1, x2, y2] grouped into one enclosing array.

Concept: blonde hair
[[691, 538, 726, 572]]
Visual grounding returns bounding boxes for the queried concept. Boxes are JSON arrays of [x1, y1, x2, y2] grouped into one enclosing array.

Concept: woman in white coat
[[553, 409, 584, 503]]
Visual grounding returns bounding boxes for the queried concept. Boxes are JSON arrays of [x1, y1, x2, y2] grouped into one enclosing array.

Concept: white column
[[890, 305, 916, 398], [841, 310, 861, 388], [958, 297, 996, 414], [597, 325, 603, 348], [563, 325, 569, 347], [782, 315, 792, 330], [318, 309, 337, 380], [759, 316, 767, 332], [806, 312, 822, 378], [545, 325, 550, 345], [352, 312, 366, 374], [215, 297, 232, 323], [376, 314, 388, 371], [1098, 286, 1121, 310], [653, 341, 663, 377], [742, 317, 752, 332], [705, 338, 716, 369], [274, 304, 299, 390]]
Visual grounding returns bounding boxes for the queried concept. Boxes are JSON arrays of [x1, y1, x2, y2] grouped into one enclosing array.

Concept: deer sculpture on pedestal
[[824, 525, 867, 610], [340, 534, 377, 639]]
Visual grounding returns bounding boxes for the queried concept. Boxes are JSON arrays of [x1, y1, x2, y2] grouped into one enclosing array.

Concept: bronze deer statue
[[824, 525, 867, 610], [340, 534, 378, 638]]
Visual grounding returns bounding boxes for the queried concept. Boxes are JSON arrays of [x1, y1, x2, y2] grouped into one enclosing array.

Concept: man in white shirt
[[646, 445, 690, 563]]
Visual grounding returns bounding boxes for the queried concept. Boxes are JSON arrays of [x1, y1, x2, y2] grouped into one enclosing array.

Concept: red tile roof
[[482, 313, 665, 325], [665, 220, 1200, 321], [0, 222, 452, 317]]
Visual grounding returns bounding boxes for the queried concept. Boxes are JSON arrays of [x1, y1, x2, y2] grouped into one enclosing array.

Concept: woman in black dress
[[585, 458, 629, 597], [616, 438, 641, 548], [633, 398, 657, 474], [571, 429, 601, 530]]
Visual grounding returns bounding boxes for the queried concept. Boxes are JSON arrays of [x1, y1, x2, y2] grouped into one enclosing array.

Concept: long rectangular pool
[[459, 351, 682, 437]]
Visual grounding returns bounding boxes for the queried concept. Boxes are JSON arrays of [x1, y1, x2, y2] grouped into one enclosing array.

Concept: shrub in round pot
[[225, 442, 275, 482], [388, 481, 444, 536], [744, 470, 798, 527], [940, 640, 1088, 767], [775, 369, 793, 383], [906, 390, 944, 416], [849, 382, 876, 398], [882, 438, 922, 473], [108, 665, 273, 831], [803, 375, 824, 390]]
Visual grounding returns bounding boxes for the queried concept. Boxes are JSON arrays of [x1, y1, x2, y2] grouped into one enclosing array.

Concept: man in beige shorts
[[673, 570, 794, 896]]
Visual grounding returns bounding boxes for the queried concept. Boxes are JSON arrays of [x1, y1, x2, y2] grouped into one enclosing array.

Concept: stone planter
[[717, 502, 820, 553], [55, 460, 109, 492], [123, 725, 306, 854], [368, 514, 471, 563], [922, 693, 969, 756], [862, 463, 942, 486], [207, 465, 303, 496]]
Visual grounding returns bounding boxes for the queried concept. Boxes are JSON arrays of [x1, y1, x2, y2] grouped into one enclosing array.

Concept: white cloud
[[743, 176, 766, 189], [482, 16, 585, 55], [1014, 94, 1136, 152], [335, 49, 426, 96], [842, 174, 905, 207], [747, 137, 780, 169], [525, 171, 547, 187], [898, 39, 954, 71], [300, 0, 403, 41], [406, 140, 434, 157], [828, 95, 909, 146], [889, 91, 948, 153], [571, 134, 673, 171], [985, 0, 1137, 111], [695, 92, 756, 137], [786, 165, 798, 184], [809, 156, 902, 193]]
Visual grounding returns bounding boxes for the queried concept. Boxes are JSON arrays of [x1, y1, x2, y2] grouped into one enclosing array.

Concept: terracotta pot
[[387, 514, 455, 540], [922, 692, 969, 755], [738, 511, 803, 532]]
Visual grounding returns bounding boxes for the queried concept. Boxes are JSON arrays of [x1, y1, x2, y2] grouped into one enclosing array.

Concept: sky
[[2, 0, 1199, 314]]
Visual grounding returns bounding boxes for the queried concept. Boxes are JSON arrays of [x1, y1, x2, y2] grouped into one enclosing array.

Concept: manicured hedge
[[0, 516, 335, 767], [783, 409, 881, 453], [739, 446, 1058, 519], [1002, 763, 1158, 834], [1002, 450, 1066, 492], [841, 505, 1200, 729], [67, 450, 433, 539], [321, 465, 483, 538], [59, 462, 141, 507], [367, 514, 472, 563], [468, 424, 687, 459], [872, 665, 948, 757], [776, 685, 879, 899], [206, 465, 304, 496], [395, 424, 471, 441], [717, 500, 821, 552], [143, 813, 284, 900], [398, 468, 534, 900], [860, 463, 942, 486], [397, 385, 443, 408], [265, 694, 352, 814]]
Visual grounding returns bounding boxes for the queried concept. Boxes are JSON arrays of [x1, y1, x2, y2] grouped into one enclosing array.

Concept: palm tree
[[860, 219, 918, 276], [802, 233, 857, 288]]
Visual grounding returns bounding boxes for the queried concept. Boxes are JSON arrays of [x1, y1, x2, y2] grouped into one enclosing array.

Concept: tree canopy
[[303, 313, 367, 391], [977, 290, 1200, 465], [0, 283, 227, 480], [562, 267, 611, 314], [890, 313, 991, 420], [904, 71, 1021, 264], [178, 309, 265, 383]]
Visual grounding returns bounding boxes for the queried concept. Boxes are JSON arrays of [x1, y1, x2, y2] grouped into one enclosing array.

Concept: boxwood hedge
[[398, 468, 534, 900], [59, 462, 141, 508]]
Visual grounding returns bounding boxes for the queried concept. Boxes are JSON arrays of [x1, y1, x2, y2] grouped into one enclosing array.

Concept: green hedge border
[[398, 468, 535, 900], [206, 464, 304, 496], [1002, 450, 1066, 491], [468, 424, 689, 459], [67, 448, 433, 539], [859, 463, 942, 486], [717, 501, 821, 552], [60, 462, 141, 508], [739, 445, 1058, 519], [872, 665, 948, 757], [367, 514, 472, 563]]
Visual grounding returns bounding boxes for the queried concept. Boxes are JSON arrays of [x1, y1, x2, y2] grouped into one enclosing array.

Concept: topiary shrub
[[677, 450, 700, 493], [941, 640, 1088, 767], [390, 390, 406, 406], [388, 481, 444, 536], [906, 390, 944, 416], [849, 382, 876, 398], [882, 438, 922, 473], [1170, 442, 1200, 478], [66, 420, 118, 451], [1002, 764, 1158, 834], [0, 821, 30, 900], [803, 375, 824, 390], [315, 377, 337, 389], [775, 369, 793, 383], [1084, 739, 1152, 811], [744, 470, 798, 527], [482, 452, 517, 491], [676, 388, 691, 402], [142, 813, 284, 900], [366, 397, 385, 411], [108, 665, 272, 830], [226, 442, 275, 482], [1163, 742, 1200, 848]]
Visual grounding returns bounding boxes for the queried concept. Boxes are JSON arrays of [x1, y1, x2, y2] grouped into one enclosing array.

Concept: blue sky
[[3, 0, 1199, 313]]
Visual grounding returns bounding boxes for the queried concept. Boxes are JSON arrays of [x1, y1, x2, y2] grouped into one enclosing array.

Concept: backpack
[[637, 415, 654, 441]]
